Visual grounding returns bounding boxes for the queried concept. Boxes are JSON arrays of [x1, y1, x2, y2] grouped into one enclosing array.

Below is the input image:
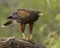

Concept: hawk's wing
[[17, 10, 30, 19]]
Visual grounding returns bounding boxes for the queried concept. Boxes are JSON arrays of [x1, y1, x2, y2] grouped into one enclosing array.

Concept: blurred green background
[[0, 0, 60, 48]]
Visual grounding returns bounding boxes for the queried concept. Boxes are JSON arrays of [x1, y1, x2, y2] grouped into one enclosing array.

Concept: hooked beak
[[39, 13, 43, 16]]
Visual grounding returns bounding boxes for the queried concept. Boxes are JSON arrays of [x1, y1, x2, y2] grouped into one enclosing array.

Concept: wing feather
[[18, 11, 30, 18]]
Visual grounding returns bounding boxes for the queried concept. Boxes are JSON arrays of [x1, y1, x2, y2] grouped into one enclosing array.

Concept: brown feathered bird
[[2, 9, 43, 40]]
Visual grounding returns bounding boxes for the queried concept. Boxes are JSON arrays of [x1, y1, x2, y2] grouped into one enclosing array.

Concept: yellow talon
[[25, 37, 29, 40], [22, 33, 33, 40], [22, 33, 28, 40], [29, 34, 33, 40], [23, 33, 26, 39]]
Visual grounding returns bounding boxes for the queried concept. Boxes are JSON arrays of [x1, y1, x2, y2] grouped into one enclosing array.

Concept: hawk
[[2, 9, 43, 40]]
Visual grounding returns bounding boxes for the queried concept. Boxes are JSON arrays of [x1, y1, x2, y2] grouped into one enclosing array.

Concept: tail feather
[[7, 16, 13, 19], [2, 20, 12, 27]]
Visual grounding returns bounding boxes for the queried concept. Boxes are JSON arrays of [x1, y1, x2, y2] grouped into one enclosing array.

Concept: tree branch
[[0, 37, 46, 48]]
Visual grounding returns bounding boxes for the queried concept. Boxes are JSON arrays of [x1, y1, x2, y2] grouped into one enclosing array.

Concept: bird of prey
[[2, 9, 43, 40]]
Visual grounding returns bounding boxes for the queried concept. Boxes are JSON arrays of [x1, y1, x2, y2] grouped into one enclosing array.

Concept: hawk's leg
[[20, 23, 26, 39], [29, 23, 33, 40]]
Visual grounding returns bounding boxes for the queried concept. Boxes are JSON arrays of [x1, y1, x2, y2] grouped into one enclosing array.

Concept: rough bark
[[0, 37, 46, 48]]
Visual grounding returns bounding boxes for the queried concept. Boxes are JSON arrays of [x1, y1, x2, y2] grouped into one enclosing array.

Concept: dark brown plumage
[[2, 9, 43, 40]]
